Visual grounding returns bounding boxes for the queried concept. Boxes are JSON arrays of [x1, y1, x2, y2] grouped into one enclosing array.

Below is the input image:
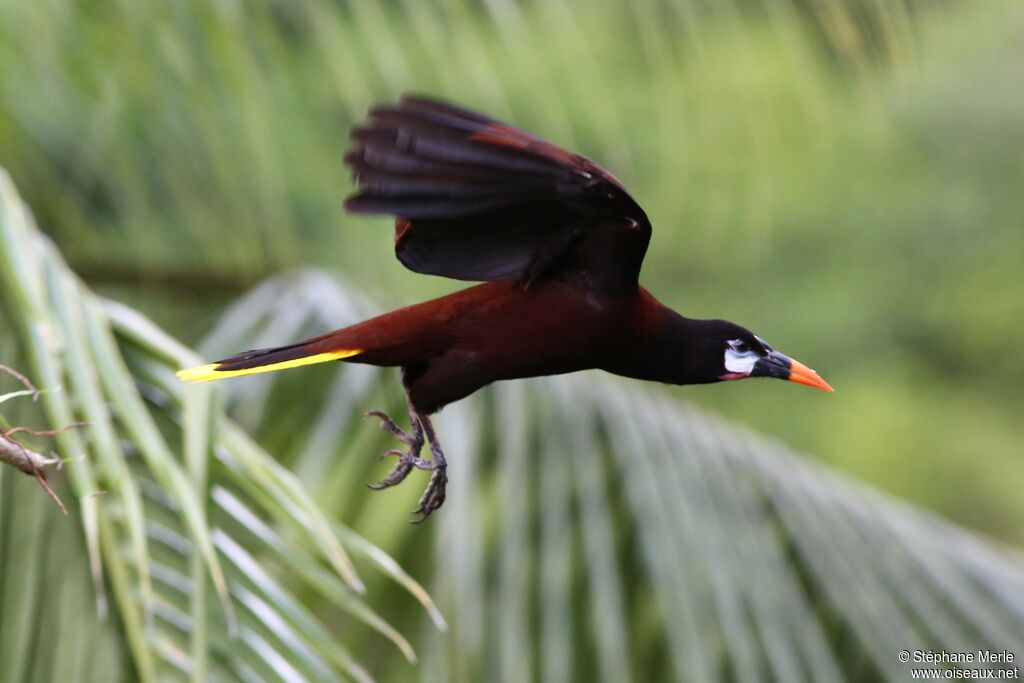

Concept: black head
[[680, 318, 833, 392]]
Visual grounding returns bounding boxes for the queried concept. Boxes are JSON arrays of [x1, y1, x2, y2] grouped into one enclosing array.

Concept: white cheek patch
[[724, 349, 758, 375]]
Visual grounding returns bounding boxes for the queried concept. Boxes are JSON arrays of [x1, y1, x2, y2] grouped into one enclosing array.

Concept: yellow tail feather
[[176, 349, 362, 383]]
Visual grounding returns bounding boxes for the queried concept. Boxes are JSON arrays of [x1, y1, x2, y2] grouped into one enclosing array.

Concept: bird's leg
[[363, 390, 448, 522], [410, 413, 447, 524]]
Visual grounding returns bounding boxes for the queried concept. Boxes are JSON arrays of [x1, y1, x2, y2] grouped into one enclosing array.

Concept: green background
[[3, 0, 1020, 542], [2, 2, 1024, 681]]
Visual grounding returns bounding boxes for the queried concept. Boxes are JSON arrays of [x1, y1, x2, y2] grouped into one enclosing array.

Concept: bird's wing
[[343, 95, 651, 291]]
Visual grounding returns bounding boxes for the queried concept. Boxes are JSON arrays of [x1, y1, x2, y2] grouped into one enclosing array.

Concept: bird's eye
[[729, 340, 750, 354]]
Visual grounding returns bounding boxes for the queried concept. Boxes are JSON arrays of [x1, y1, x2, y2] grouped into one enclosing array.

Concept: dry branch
[[0, 365, 78, 514], [0, 431, 68, 514], [0, 363, 38, 397]]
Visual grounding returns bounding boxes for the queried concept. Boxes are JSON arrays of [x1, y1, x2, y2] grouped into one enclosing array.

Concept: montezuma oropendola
[[179, 95, 833, 521]]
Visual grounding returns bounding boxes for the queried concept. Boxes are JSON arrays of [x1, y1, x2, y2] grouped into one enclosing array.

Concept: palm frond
[[0, 169, 435, 681]]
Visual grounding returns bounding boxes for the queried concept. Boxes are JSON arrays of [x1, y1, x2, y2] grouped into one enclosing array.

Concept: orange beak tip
[[787, 358, 834, 393]]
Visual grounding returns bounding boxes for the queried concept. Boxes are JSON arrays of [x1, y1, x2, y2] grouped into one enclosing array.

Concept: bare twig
[[4, 421, 88, 439], [0, 424, 84, 516], [0, 431, 56, 474], [0, 365, 78, 513], [0, 363, 39, 399], [31, 459, 69, 515]]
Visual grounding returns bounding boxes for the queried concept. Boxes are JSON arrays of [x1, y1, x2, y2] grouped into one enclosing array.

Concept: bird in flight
[[178, 95, 832, 522]]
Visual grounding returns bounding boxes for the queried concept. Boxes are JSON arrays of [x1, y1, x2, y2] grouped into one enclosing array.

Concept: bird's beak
[[753, 350, 834, 393]]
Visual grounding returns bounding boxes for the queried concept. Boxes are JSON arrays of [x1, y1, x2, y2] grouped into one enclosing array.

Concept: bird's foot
[[364, 410, 425, 490], [363, 408, 448, 522], [410, 419, 448, 524], [410, 464, 447, 524]]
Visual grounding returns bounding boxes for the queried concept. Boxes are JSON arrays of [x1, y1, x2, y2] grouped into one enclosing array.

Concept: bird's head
[[700, 320, 834, 392]]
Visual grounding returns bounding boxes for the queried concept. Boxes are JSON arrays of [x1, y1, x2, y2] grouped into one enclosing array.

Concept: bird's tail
[[176, 336, 362, 383]]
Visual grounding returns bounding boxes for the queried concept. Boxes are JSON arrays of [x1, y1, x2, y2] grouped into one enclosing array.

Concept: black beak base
[[752, 352, 791, 380], [753, 350, 834, 392]]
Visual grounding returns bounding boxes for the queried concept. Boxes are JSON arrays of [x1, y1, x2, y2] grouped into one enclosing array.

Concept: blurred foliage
[[1, 0, 1021, 544], [3, 171, 1022, 681], [0, 169, 441, 682], [1, 0, 1023, 679]]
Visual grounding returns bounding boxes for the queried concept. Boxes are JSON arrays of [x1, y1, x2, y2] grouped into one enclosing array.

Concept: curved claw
[[369, 458, 414, 490], [409, 468, 448, 524], [369, 474, 410, 491], [363, 410, 420, 448], [363, 410, 397, 425]]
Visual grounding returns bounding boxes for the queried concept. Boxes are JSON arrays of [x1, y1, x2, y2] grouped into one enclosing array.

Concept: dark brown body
[[304, 281, 665, 413]]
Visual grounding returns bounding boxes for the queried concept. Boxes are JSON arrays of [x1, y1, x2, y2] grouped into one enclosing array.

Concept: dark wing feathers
[[343, 94, 651, 287], [380, 95, 496, 129], [394, 203, 577, 281]]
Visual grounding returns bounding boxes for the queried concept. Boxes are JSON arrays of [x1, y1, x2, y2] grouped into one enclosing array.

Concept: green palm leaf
[[0, 170, 435, 681]]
